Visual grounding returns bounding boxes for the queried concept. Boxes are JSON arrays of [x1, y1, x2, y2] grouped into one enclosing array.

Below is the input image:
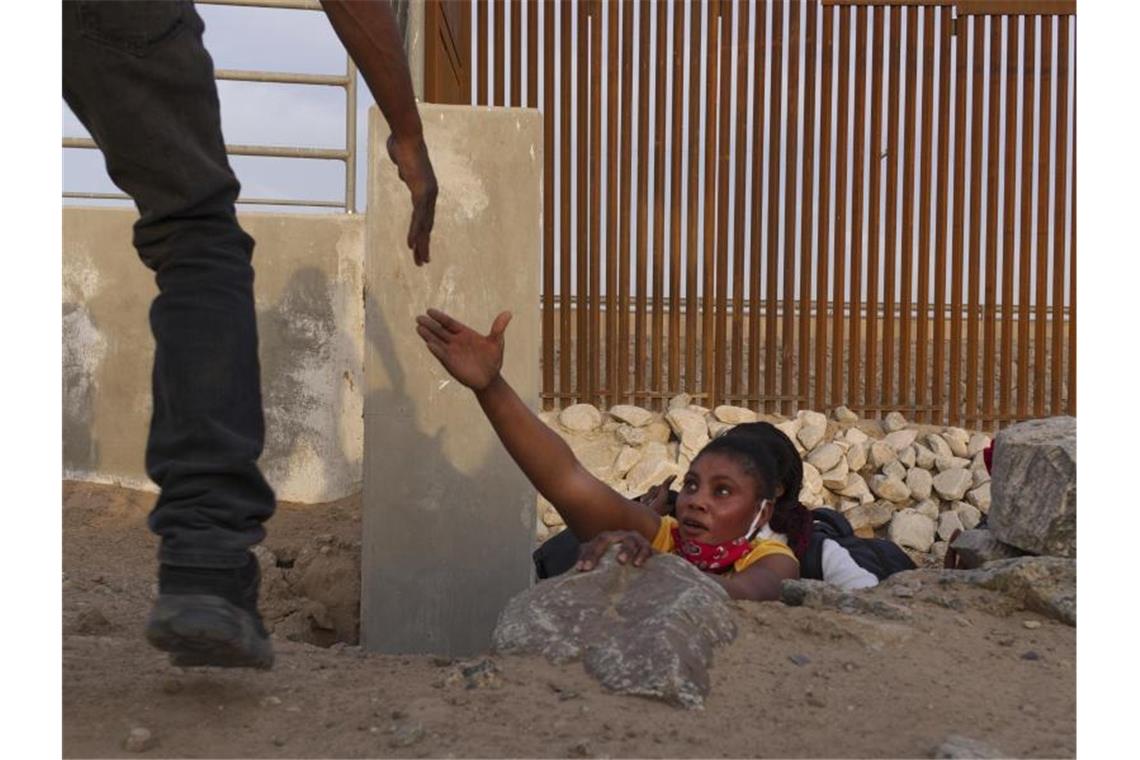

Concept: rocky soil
[[63, 480, 1074, 759]]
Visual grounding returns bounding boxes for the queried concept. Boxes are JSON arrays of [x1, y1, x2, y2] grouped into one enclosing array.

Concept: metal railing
[[62, 0, 359, 213]]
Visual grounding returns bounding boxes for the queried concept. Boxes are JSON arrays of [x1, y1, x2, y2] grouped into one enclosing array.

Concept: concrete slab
[[362, 104, 542, 655]]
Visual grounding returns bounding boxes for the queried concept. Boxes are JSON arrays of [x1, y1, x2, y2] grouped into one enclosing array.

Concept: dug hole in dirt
[[63, 481, 1074, 758]]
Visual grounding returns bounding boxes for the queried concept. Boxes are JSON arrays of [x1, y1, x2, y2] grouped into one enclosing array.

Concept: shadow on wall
[[361, 292, 535, 657]]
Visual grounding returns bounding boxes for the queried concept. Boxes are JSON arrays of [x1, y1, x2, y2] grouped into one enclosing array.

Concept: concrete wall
[[62, 208, 366, 503], [361, 104, 542, 655]]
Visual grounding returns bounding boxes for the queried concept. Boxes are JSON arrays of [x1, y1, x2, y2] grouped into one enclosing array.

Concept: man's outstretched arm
[[320, 0, 437, 265]]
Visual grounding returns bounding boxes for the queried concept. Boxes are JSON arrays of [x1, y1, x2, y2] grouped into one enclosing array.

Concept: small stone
[[789, 654, 811, 666], [883, 411, 909, 433], [906, 467, 933, 501], [821, 460, 850, 490], [845, 442, 867, 472], [947, 529, 1025, 569], [612, 446, 642, 478], [260, 696, 283, 707], [913, 443, 937, 469], [616, 424, 648, 447], [938, 510, 965, 541], [1023, 620, 1042, 630], [882, 460, 907, 482], [925, 433, 954, 459], [836, 473, 873, 503], [884, 429, 918, 451], [968, 432, 992, 457], [845, 427, 869, 445], [871, 475, 910, 503], [889, 509, 937, 552], [665, 408, 709, 452], [797, 412, 828, 450], [971, 466, 991, 489], [643, 420, 672, 444], [869, 441, 898, 468], [713, 405, 758, 424], [667, 393, 693, 410], [273, 737, 287, 747], [930, 541, 950, 561], [943, 427, 971, 457], [936, 454, 973, 471], [568, 741, 593, 758], [389, 722, 426, 748], [933, 468, 973, 501], [833, 405, 859, 423], [966, 482, 992, 513], [955, 503, 983, 530], [609, 404, 653, 427], [898, 445, 917, 469], [807, 443, 843, 473], [1021, 650, 1041, 661], [124, 727, 156, 753], [708, 421, 734, 439], [560, 404, 603, 432], [801, 461, 823, 494], [932, 734, 1004, 759], [914, 500, 940, 520]]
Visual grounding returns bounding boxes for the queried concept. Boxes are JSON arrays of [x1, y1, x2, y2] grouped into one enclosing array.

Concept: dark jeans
[[63, 1, 275, 569]]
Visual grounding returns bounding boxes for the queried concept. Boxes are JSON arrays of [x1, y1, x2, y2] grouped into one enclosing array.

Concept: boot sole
[[146, 594, 274, 670]]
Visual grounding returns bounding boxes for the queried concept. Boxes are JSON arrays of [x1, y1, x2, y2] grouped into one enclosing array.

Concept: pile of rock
[[537, 396, 996, 563]]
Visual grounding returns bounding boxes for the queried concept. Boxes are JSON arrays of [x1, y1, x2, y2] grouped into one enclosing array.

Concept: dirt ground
[[63, 480, 1075, 759]]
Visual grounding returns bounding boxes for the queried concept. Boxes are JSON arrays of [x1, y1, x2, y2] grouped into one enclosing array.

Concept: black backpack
[[800, 507, 916, 582], [533, 502, 915, 583]]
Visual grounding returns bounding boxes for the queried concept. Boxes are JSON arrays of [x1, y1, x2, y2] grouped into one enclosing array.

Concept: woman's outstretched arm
[[416, 308, 659, 542]]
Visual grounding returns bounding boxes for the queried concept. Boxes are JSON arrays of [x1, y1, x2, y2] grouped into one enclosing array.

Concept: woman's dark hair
[[694, 422, 814, 559]]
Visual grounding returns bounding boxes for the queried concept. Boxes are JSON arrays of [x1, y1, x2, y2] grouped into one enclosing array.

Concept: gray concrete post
[[362, 104, 542, 655]]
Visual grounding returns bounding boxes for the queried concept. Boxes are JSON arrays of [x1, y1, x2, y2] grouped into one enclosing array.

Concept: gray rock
[[943, 427, 971, 457], [883, 411, 909, 433], [934, 555, 1075, 625], [807, 443, 843, 473], [933, 468, 973, 501], [869, 441, 898, 468], [833, 405, 860, 423], [560, 403, 603, 432], [493, 548, 736, 708], [609, 404, 654, 427], [906, 467, 933, 501], [949, 529, 1025, 570], [781, 579, 912, 621], [124, 727, 157, 753], [713, 405, 758, 424], [884, 429, 919, 452], [937, 510, 965, 541], [871, 475, 911, 503], [925, 433, 954, 459], [882, 460, 908, 482], [898, 445, 917, 469], [889, 509, 936, 552], [933, 734, 1005, 759], [988, 416, 1076, 558], [971, 465, 991, 489]]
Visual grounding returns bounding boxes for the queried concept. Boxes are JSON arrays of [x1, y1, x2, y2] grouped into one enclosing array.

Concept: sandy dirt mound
[[63, 481, 1074, 758]]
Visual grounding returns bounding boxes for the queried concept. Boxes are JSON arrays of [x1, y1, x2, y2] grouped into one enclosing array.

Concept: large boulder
[[493, 548, 736, 708], [934, 556, 1075, 625], [988, 416, 1076, 558]]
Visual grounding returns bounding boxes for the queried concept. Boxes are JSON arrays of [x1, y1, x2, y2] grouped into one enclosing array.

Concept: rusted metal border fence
[[62, 0, 359, 213], [458, 0, 1076, 430]]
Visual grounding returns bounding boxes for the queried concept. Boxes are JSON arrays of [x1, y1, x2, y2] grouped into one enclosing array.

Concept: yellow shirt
[[651, 515, 798, 573]]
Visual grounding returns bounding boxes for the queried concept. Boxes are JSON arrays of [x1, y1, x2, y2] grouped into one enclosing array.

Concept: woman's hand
[[416, 308, 511, 391], [576, 530, 655, 572]]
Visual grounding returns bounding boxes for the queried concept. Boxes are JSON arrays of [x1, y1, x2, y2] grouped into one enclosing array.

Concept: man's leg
[[63, 1, 275, 668]]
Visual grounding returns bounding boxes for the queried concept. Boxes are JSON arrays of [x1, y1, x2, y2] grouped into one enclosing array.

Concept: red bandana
[[670, 527, 754, 574]]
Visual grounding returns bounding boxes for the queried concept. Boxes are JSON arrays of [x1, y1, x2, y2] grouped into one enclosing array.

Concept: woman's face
[[674, 451, 772, 544]]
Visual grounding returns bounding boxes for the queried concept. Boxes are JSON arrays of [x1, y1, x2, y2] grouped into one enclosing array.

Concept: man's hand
[[387, 133, 437, 266], [415, 308, 511, 391], [636, 474, 677, 516], [576, 530, 654, 572]]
